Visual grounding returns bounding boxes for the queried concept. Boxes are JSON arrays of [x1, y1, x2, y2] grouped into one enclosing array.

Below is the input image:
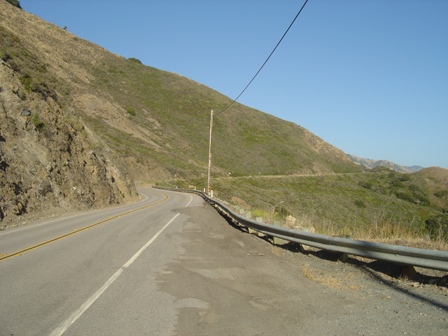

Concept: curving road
[[1, 187, 447, 335], [1, 187, 193, 335]]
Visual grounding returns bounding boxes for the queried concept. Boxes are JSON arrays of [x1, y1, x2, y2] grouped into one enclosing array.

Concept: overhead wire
[[216, 0, 310, 116]]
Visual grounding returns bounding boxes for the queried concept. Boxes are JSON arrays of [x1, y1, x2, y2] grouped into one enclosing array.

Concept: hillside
[[2, 1, 447, 247], [0, 1, 362, 225], [213, 167, 448, 245]]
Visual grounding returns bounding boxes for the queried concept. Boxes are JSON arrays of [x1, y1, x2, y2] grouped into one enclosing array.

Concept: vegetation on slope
[[0, 1, 362, 183], [1, 1, 447, 249], [82, 55, 361, 179], [201, 167, 448, 245], [0, 26, 70, 103]]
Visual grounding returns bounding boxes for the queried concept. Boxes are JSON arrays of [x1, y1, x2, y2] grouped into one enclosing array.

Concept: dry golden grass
[[302, 263, 362, 290], [316, 219, 448, 251]]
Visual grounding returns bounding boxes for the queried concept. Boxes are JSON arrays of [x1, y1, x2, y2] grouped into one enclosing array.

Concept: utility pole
[[207, 110, 213, 195]]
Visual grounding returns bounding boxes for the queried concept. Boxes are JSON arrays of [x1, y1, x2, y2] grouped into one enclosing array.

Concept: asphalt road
[[1, 187, 447, 335], [0, 187, 191, 336]]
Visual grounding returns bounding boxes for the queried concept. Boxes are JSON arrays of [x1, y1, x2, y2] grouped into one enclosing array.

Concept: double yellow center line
[[0, 194, 168, 262]]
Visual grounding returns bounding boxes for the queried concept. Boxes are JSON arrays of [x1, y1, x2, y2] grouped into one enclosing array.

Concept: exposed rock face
[[0, 60, 137, 227]]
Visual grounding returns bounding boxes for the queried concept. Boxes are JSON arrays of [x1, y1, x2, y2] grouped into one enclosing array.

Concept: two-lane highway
[[0, 187, 194, 336], [2, 187, 447, 335], [0, 188, 166, 259]]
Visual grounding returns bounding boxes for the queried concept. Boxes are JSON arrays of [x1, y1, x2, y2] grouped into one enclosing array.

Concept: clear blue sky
[[20, 0, 448, 168]]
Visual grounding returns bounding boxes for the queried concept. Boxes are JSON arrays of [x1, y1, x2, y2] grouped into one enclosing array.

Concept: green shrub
[[413, 194, 430, 206], [425, 214, 448, 241], [19, 74, 32, 91], [128, 57, 142, 64], [1, 27, 66, 103], [252, 209, 267, 218], [408, 184, 423, 193], [396, 191, 430, 206], [17, 88, 26, 100], [6, 0, 22, 8], [434, 190, 448, 198], [30, 112, 45, 131], [395, 192, 412, 202], [126, 106, 136, 116], [275, 205, 290, 218], [358, 181, 373, 189]]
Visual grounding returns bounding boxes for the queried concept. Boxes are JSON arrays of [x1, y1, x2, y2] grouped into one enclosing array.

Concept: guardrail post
[[400, 265, 416, 279], [338, 253, 348, 262], [269, 221, 287, 245], [298, 244, 309, 253]]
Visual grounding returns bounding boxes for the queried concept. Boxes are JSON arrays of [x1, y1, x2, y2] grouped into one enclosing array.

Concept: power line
[[217, 0, 310, 115]]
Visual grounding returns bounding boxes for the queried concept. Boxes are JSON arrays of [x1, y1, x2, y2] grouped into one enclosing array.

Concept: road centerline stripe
[[49, 212, 180, 336], [0, 194, 168, 262]]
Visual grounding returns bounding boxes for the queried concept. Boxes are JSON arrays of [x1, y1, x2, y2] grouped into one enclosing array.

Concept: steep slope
[[0, 2, 361, 179], [0, 1, 362, 225], [0, 6, 137, 226], [0, 60, 137, 225], [414, 167, 448, 211]]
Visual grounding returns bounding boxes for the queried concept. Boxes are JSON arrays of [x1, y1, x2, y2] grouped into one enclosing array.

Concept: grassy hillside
[[0, 1, 361, 184], [206, 167, 448, 246], [1, 1, 447, 247], [76, 50, 361, 180]]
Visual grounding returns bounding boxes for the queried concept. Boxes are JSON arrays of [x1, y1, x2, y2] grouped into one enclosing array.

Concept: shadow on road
[[221, 214, 448, 312], [279, 241, 448, 312]]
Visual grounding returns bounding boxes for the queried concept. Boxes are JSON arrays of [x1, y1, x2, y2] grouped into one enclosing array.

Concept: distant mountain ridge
[[347, 154, 424, 173]]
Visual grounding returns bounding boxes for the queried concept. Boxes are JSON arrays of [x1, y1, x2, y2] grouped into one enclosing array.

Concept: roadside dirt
[[158, 200, 448, 336]]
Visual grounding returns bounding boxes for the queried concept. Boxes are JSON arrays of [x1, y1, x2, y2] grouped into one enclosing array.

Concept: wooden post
[[207, 110, 213, 195]]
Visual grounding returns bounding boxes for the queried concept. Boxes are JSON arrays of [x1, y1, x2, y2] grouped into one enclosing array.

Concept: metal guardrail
[[155, 186, 448, 272]]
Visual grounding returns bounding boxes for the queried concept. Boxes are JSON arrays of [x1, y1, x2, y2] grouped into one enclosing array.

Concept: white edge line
[[49, 212, 180, 336], [185, 195, 193, 208]]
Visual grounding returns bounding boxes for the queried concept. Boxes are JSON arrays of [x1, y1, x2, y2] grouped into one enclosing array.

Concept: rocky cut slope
[[0, 24, 137, 227]]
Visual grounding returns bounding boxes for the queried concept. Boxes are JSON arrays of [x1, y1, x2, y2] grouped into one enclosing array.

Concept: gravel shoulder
[[159, 200, 448, 336]]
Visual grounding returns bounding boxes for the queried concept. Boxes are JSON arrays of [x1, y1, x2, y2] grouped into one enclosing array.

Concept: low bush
[[30, 112, 45, 131], [128, 57, 142, 64], [425, 214, 448, 242], [6, 0, 22, 9], [126, 106, 136, 116]]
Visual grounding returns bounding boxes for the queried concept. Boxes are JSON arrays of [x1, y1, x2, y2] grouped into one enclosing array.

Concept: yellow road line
[[0, 194, 168, 262]]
